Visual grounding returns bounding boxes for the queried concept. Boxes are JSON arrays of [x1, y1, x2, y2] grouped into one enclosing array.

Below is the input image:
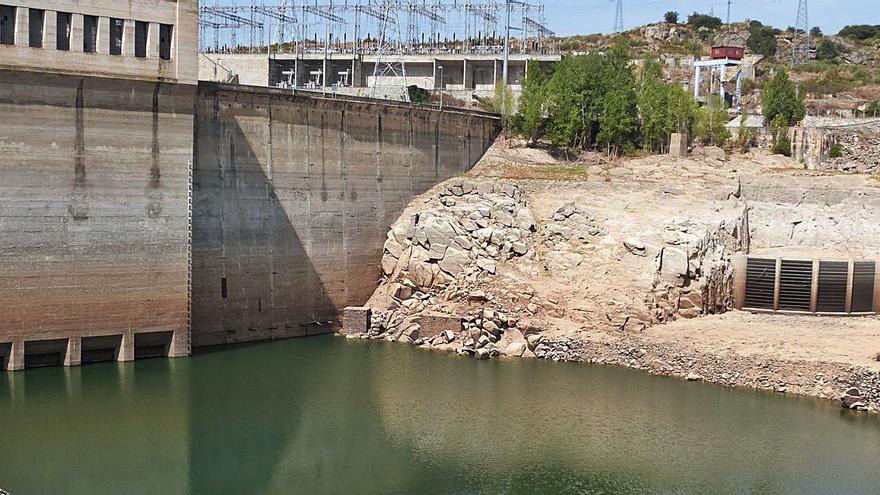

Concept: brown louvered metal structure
[[744, 258, 776, 310], [852, 261, 876, 313], [739, 257, 877, 315], [778, 260, 813, 312], [816, 261, 848, 313]]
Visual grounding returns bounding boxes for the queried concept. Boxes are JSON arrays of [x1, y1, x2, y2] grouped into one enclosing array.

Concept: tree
[[747, 24, 778, 57], [735, 108, 756, 152], [668, 84, 699, 141], [491, 80, 515, 135], [637, 59, 673, 152], [694, 96, 731, 146], [515, 62, 547, 144], [770, 113, 791, 156], [687, 12, 723, 31], [810, 26, 822, 37], [664, 11, 679, 24], [838, 25, 880, 41], [816, 39, 847, 62], [762, 68, 806, 124], [544, 53, 607, 148], [597, 39, 639, 156]]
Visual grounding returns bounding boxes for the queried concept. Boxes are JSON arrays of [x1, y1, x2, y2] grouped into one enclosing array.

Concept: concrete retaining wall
[[0, 70, 194, 366], [191, 83, 500, 346]]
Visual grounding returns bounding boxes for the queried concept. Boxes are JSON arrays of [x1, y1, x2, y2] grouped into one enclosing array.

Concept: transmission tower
[[612, 0, 624, 34], [370, 1, 409, 102], [791, 0, 810, 66]]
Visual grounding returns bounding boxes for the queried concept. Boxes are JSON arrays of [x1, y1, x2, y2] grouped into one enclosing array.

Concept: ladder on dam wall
[[733, 256, 879, 315]]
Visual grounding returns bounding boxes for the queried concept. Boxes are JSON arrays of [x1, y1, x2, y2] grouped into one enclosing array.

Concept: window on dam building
[[83, 15, 98, 53], [135, 20, 148, 58], [159, 23, 173, 60], [110, 18, 124, 55], [56, 12, 71, 51], [0, 5, 15, 45], [28, 9, 43, 48]]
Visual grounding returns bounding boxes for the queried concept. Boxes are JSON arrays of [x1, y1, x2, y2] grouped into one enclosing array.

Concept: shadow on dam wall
[[191, 83, 500, 347]]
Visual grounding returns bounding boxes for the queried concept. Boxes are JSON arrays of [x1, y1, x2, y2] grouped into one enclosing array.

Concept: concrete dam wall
[[0, 69, 499, 367], [0, 70, 193, 368], [192, 83, 499, 347]]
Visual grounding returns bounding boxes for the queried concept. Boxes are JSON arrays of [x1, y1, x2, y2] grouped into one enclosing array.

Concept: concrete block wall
[[0, 70, 193, 369], [191, 83, 500, 346]]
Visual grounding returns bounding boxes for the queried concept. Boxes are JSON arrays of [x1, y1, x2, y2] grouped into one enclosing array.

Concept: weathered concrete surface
[[0, 70, 193, 359], [191, 83, 500, 346]]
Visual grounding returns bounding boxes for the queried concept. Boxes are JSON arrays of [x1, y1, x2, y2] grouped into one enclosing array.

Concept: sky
[[541, 0, 877, 36]]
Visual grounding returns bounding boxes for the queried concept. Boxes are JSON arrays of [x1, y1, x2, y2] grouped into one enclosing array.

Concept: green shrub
[[407, 85, 430, 104], [838, 25, 880, 41], [747, 24, 778, 57], [687, 12, 723, 31], [762, 68, 806, 124], [829, 143, 843, 158]]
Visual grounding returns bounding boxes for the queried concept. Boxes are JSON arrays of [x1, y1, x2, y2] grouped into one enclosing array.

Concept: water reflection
[[1, 337, 879, 495]]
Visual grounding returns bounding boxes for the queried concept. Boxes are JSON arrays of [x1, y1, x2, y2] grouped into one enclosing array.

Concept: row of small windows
[[0, 6, 172, 60]]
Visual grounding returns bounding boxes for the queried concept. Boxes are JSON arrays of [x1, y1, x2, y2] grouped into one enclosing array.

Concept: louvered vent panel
[[852, 261, 876, 313], [778, 260, 813, 312], [816, 261, 848, 313], [744, 258, 776, 310]]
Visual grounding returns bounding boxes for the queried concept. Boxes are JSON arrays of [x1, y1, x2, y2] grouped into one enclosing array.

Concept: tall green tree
[[515, 62, 547, 144], [667, 83, 699, 140], [597, 39, 639, 155], [762, 68, 806, 124], [664, 11, 679, 24], [491, 80, 515, 135], [695, 96, 731, 146], [637, 59, 672, 152], [544, 53, 607, 148]]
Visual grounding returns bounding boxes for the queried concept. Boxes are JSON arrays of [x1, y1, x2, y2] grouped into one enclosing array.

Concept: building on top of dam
[[0, 0, 198, 83]]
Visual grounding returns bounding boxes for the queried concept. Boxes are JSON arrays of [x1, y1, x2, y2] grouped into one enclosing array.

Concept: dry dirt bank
[[344, 138, 880, 413]]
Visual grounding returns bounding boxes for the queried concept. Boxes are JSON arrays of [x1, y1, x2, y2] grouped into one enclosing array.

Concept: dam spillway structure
[[0, 0, 501, 371]]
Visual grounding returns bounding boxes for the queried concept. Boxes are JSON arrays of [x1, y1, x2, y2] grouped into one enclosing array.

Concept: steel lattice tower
[[612, 0, 624, 33], [791, 0, 810, 66], [370, 1, 409, 101]]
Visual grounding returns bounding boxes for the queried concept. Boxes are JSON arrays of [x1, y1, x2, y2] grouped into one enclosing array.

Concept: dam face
[[0, 72, 499, 368], [192, 83, 499, 347]]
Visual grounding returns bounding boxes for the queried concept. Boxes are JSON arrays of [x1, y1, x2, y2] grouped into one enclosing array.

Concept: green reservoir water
[[1, 336, 879, 494]]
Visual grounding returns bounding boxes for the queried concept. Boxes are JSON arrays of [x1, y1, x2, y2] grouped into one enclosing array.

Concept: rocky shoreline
[[347, 147, 880, 416], [343, 324, 880, 414]]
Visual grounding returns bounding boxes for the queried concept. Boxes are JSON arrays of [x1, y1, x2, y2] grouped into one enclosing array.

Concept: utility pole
[[791, 0, 809, 66], [502, 0, 511, 85], [726, 0, 732, 26]]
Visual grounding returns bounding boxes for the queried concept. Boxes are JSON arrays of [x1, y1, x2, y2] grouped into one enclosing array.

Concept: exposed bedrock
[[355, 176, 751, 350]]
